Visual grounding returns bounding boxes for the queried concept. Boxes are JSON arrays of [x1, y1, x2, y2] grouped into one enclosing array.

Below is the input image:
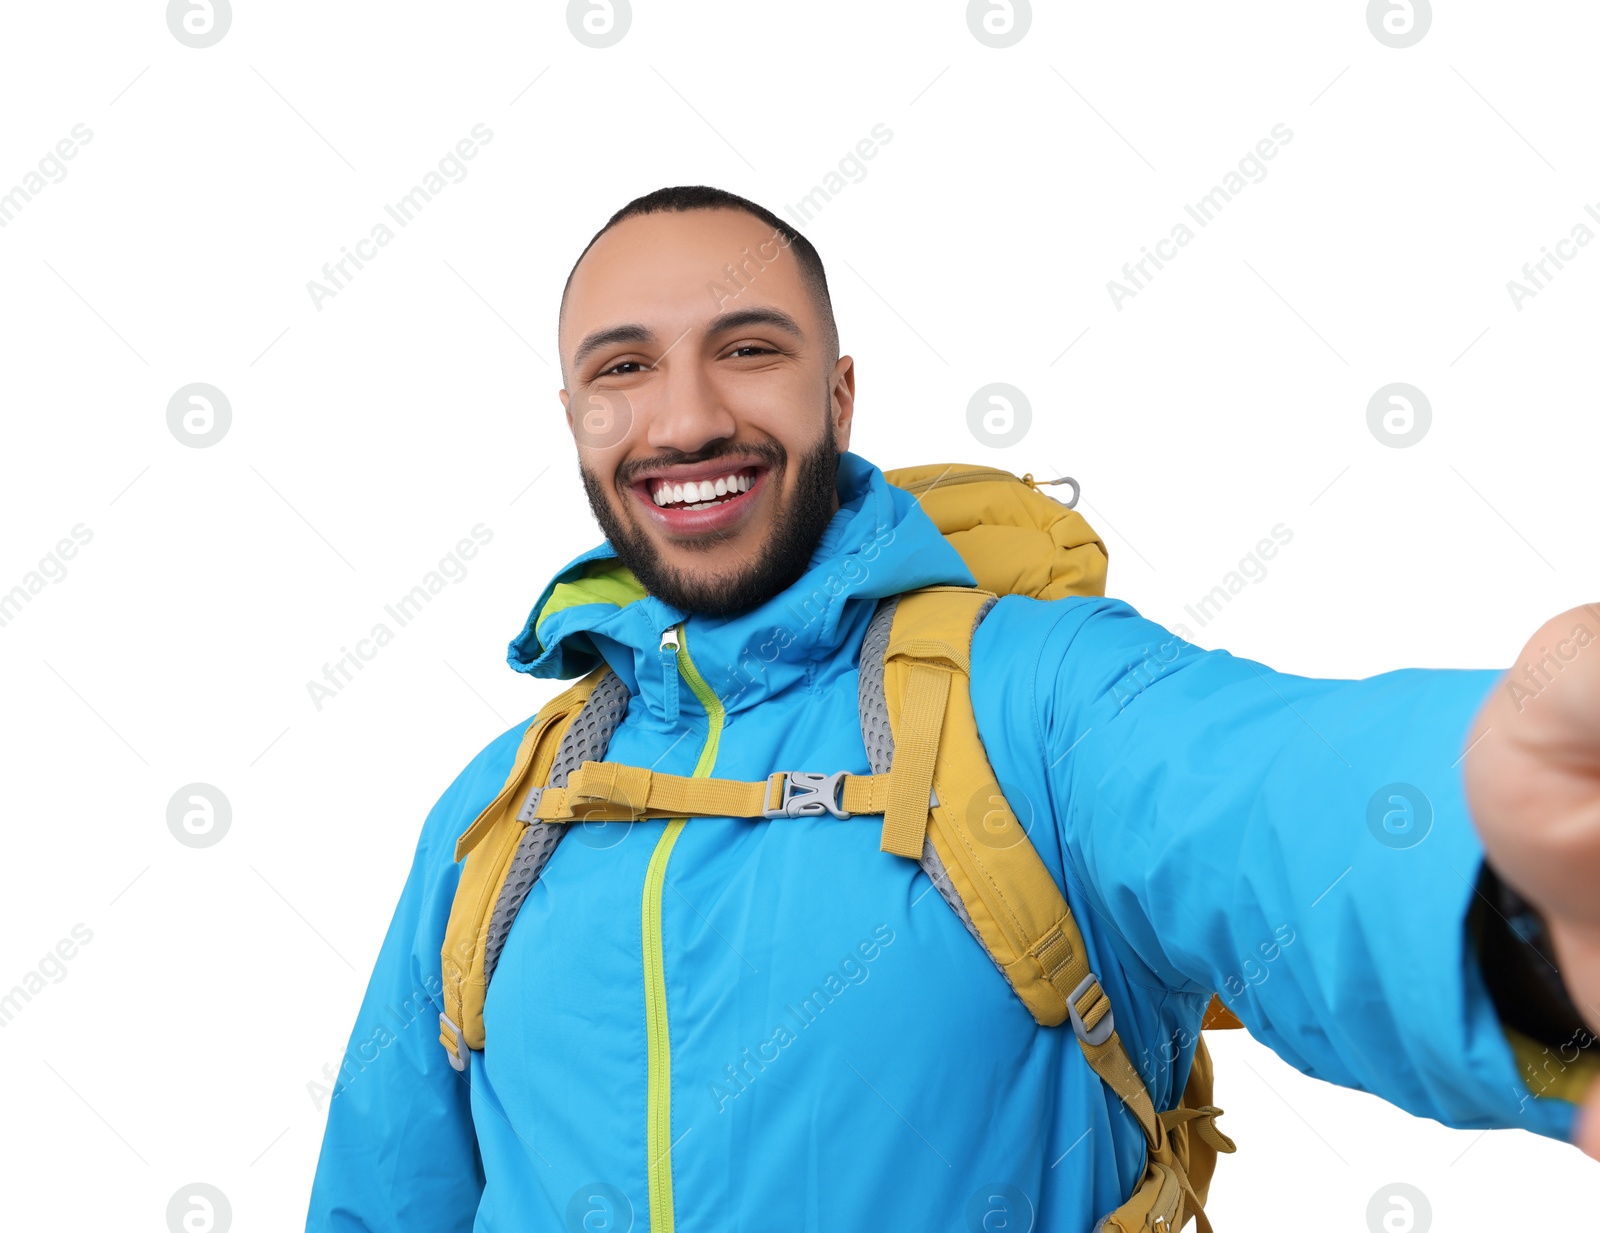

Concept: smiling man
[[306, 186, 1600, 1233], [559, 202, 852, 618]]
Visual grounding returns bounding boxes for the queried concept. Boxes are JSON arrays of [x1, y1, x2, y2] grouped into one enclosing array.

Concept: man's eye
[[599, 360, 647, 376], [729, 346, 776, 358]]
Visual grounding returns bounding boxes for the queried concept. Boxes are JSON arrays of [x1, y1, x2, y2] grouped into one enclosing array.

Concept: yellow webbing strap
[[1033, 920, 1088, 1002], [439, 667, 608, 1065], [1082, 1031, 1165, 1152], [1076, 970, 1225, 1232], [1158, 1105, 1237, 1154], [880, 662, 951, 858], [529, 761, 893, 822]]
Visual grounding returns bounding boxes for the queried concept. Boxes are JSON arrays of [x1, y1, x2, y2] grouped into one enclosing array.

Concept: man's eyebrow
[[572, 323, 656, 371], [569, 308, 806, 373], [705, 307, 806, 341]]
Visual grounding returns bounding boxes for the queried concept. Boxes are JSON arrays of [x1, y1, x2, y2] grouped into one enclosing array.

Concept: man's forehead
[[561, 209, 808, 349]]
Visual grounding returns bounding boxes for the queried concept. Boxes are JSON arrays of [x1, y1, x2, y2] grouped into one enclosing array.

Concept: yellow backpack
[[440, 463, 1240, 1233]]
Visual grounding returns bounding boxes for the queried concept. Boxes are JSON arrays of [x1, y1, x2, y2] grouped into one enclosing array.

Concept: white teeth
[[651, 471, 755, 508]]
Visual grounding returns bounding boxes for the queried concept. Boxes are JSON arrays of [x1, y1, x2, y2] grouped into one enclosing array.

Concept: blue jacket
[[305, 452, 1576, 1232]]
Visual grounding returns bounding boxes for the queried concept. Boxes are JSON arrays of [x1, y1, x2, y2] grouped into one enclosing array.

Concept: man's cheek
[[570, 388, 635, 451]]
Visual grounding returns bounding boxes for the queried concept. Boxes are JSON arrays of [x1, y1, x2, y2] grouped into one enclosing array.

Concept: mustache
[[615, 439, 786, 487]]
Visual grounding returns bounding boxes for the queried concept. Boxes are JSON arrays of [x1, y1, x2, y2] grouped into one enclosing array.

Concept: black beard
[[579, 430, 841, 619]]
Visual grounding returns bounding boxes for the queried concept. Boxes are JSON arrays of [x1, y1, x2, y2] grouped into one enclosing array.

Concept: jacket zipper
[[642, 621, 723, 1233]]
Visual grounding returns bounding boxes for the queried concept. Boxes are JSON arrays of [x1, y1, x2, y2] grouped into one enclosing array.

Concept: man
[[305, 185, 1600, 1232]]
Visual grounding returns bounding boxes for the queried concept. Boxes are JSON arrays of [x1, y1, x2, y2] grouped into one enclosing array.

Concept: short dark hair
[[559, 185, 840, 383]]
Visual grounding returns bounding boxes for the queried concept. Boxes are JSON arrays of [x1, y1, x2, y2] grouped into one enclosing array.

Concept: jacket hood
[[505, 451, 976, 721]]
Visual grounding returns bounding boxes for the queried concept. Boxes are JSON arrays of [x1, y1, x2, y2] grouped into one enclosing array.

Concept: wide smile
[[630, 462, 770, 537]]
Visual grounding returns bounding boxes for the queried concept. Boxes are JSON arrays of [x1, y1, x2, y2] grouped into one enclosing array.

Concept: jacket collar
[[505, 451, 975, 721]]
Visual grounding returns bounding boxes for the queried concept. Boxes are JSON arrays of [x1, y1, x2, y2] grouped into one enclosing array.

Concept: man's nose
[[644, 357, 737, 455]]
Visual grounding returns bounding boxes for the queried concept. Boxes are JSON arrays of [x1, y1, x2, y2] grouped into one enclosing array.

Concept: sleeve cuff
[[1469, 856, 1600, 1110]]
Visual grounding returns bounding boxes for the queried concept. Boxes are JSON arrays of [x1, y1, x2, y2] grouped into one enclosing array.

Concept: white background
[[1, 2, 1596, 1230]]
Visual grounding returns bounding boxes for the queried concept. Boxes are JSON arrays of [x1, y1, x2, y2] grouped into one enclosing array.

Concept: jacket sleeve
[[1033, 595, 1582, 1142], [304, 722, 527, 1232]]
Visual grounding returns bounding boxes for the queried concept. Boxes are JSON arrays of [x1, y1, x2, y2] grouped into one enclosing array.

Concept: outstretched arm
[[1023, 595, 1599, 1146]]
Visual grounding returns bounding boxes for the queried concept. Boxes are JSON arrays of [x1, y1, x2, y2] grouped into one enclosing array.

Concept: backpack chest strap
[[525, 761, 897, 823]]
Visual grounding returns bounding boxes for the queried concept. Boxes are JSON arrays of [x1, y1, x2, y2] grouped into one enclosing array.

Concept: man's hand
[[1463, 603, 1600, 1158]]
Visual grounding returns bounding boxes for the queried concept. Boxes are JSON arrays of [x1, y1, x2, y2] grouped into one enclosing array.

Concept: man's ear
[[830, 355, 856, 452], [560, 388, 572, 434]]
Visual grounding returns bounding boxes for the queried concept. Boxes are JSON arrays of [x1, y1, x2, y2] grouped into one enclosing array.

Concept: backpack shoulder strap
[[867, 585, 1106, 1028], [867, 580, 1244, 1022], [863, 586, 1235, 1229], [439, 666, 629, 1069], [866, 585, 1240, 1031]]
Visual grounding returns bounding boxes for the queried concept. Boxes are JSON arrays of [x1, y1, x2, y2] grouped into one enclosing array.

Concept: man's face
[[559, 208, 855, 617]]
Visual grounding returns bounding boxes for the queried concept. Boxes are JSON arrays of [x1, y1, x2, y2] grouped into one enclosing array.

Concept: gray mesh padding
[[858, 597, 898, 774], [857, 595, 997, 771], [482, 670, 630, 985], [858, 595, 1011, 980]]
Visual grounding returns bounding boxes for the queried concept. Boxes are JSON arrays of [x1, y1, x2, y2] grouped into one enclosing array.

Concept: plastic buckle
[[764, 771, 850, 820], [1067, 973, 1115, 1047], [439, 1012, 467, 1072]]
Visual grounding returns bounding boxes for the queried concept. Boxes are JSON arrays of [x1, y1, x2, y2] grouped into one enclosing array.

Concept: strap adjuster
[[439, 1012, 467, 1071], [517, 785, 544, 822], [1068, 973, 1115, 1047], [764, 771, 850, 819]]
